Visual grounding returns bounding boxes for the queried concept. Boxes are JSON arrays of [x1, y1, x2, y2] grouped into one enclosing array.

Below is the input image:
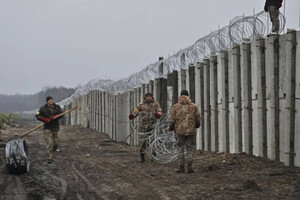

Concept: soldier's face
[[146, 96, 153, 101], [47, 99, 54, 106]]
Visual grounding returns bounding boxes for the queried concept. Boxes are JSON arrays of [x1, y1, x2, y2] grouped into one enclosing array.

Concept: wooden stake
[[21, 106, 79, 137]]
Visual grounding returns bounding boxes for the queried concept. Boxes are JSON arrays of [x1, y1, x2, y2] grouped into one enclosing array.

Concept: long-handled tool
[[21, 106, 78, 137]]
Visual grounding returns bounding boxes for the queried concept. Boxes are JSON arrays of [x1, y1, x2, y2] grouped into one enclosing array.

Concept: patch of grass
[[0, 113, 20, 128]]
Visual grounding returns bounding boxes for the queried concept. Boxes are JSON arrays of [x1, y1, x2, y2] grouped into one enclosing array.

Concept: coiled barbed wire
[[70, 109, 178, 163], [58, 11, 285, 107], [129, 111, 178, 163]]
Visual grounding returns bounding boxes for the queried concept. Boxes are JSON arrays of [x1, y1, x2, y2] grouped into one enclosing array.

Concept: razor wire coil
[[58, 11, 285, 107]]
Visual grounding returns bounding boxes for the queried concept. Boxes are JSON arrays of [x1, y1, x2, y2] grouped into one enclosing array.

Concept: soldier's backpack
[[5, 138, 30, 174]]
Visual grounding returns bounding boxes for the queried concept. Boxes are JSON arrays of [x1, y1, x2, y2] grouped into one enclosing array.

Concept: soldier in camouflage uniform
[[264, 0, 283, 35], [129, 92, 163, 162], [36, 96, 63, 164], [169, 90, 201, 173]]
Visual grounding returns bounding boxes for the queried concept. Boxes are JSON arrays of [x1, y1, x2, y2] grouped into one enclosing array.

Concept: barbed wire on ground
[[129, 111, 178, 163], [58, 11, 285, 107], [73, 110, 177, 163]]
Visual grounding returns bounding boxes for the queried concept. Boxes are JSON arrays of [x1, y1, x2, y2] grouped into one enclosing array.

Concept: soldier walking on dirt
[[128, 92, 163, 163], [36, 96, 63, 164], [169, 90, 201, 173], [264, 0, 283, 35]]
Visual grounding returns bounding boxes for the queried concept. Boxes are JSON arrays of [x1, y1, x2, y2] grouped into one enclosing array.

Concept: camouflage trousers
[[138, 127, 152, 154], [177, 134, 196, 166], [269, 6, 280, 32], [44, 129, 60, 160], [139, 137, 147, 154]]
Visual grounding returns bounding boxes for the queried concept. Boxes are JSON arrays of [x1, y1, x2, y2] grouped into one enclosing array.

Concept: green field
[[0, 113, 19, 129]]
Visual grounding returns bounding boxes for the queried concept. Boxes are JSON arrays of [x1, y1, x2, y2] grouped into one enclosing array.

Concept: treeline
[[0, 87, 75, 113]]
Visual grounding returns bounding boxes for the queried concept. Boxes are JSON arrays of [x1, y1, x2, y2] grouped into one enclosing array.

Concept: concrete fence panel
[[62, 31, 300, 167]]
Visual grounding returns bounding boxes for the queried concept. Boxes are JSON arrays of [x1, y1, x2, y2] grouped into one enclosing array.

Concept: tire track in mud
[[57, 159, 110, 200], [70, 161, 109, 199], [114, 163, 171, 199], [0, 173, 26, 200]]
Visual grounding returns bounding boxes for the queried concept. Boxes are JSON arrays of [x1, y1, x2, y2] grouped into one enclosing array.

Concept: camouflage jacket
[[169, 95, 201, 136], [131, 99, 163, 131]]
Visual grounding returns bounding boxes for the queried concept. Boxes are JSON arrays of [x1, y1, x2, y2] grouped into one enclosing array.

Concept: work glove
[[128, 114, 134, 120], [154, 112, 161, 119], [264, 5, 268, 12], [49, 114, 58, 121], [276, 0, 282, 8], [169, 126, 174, 131], [196, 120, 201, 128], [40, 117, 50, 124]]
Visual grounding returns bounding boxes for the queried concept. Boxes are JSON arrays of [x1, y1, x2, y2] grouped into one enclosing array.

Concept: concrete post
[[95, 91, 98, 131], [158, 78, 168, 113], [70, 100, 75, 125], [241, 42, 253, 154], [65, 104, 70, 125], [112, 94, 117, 140], [189, 64, 196, 103], [203, 59, 211, 151], [218, 52, 230, 153], [81, 95, 88, 128], [105, 91, 109, 134], [159, 57, 164, 76], [232, 45, 242, 153], [149, 80, 154, 95], [142, 84, 147, 97], [107, 93, 111, 138], [167, 73, 173, 112], [251, 36, 267, 157], [134, 88, 139, 146], [91, 91, 95, 129], [129, 90, 135, 145], [265, 35, 280, 160], [79, 95, 83, 127], [279, 30, 297, 166], [101, 91, 104, 132], [196, 62, 205, 150], [77, 97, 80, 125], [154, 79, 158, 101], [180, 69, 187, 91], [172, 70, 179, 105], [97, 91, 101, 132], [210, 54, 218, 152], [228, 50, 235, 153], [138, 86, 143, 102], [186, 67, 190, 93], [295, 31, 300, 167], [123, 92, 130, 144], [194, 63, 200, 150]]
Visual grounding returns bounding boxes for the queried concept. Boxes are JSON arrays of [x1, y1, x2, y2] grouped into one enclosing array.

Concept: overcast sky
[[0, 0, 299, 95]]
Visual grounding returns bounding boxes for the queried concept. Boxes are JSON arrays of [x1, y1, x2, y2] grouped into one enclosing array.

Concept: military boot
[[187, 162, 194, 173], [140, 153, 145, 163], [176, 165, 185, 173]]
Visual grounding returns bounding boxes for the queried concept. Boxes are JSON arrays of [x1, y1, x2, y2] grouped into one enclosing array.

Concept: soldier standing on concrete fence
[[264, 0, 283, 35], [128, 92, 163, 163], [169, 90, 201, 173], [36, 96, 63, 164]]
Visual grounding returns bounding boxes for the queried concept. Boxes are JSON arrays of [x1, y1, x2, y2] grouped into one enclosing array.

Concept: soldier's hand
[[154, 112, 161, 119], [128, 114, 134, 120], [169, 126, 174, 131], [50, 114, 58, 121], [40, 117, 51, 124]]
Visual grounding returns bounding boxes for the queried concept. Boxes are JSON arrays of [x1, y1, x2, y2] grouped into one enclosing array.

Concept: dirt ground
[[1, 120, 300, 200]]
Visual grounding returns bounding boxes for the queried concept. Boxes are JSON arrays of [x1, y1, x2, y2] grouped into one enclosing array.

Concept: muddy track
[[1, 120, 300, 200]]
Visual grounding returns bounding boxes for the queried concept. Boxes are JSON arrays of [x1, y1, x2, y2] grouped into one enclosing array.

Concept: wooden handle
[[21, 106, 79, 137]]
